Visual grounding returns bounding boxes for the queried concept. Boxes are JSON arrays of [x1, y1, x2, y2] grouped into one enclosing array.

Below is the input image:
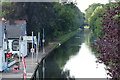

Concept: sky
[[76, 0, 109, 13]]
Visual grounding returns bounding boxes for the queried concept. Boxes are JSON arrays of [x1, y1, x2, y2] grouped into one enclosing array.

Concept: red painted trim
[[0, 21, 9, 23], [15, 20, 26, 23], [0, 20, 26, 23]]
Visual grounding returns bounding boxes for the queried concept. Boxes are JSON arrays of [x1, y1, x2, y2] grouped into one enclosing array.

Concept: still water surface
[[63, 43, 107, 78], [36, 30, 109, 79]]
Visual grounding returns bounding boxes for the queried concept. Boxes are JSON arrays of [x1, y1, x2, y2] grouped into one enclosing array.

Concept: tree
[[94, 2, 120, 79], [88, 6, 105, 39], [85, 3, 104, 21], [1, 2, 85, 42]]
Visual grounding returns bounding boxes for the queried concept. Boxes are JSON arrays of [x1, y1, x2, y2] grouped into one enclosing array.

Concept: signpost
[[30, 48, 35, 53], [42, 29, 45, 54], [32, 31, 34, 71], [36, 32, 40, 62]]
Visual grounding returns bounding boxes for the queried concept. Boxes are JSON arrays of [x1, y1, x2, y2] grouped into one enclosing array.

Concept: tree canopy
[[1, 2, 85, 42], [86, 2, 120, 79]]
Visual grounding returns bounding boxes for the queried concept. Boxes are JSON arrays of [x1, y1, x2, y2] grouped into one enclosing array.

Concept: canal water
[[33, 30, 109, 79]]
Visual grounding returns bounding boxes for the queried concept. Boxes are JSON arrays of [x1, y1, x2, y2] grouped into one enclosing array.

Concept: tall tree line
[[85, 2, 120, 79], [1, 2, 85, 42], [85, 3, 105, 41]]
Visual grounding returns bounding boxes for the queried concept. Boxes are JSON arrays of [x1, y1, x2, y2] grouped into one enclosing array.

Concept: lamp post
[[42, 28, 45, 54], [2, 18, 7, 43], [2, 17, 7, 38], [2, 17, 8, 72]]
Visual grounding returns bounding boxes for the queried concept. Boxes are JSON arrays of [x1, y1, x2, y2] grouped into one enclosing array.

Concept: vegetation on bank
[[0, 2, 85, 44], [47, 28, 81, 49], [95, 3, 120, 79], [85, 3, 105, 41], [56, 28, 81, 44], [85, 1, 120, 79]]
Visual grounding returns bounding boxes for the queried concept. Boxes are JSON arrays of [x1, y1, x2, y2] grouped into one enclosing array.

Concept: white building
[[6, 20, 28, 57], [0, 20, 37, 71]]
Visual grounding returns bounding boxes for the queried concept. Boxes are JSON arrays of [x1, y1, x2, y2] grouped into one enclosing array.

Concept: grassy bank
[[55, 28, 81, 45], [41, 28, 82, 53]]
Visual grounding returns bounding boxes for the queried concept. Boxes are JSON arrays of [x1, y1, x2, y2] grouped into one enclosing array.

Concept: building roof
[[0, 20, 26, 39]]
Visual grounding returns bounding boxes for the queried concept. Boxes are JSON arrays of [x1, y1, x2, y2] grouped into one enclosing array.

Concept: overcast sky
[[76, 0, 109, 13]]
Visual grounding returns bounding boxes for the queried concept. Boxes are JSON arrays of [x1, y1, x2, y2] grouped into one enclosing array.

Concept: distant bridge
[[80, 24, 89, 29]]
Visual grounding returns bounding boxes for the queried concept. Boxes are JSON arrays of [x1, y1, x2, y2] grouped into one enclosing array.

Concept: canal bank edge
[[30, 28, 82, 79], [56, 28, 81, 45]]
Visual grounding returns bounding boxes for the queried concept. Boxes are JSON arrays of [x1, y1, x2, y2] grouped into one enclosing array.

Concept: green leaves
[[85, 3, 104, 20], [1, 2, 84, 42], [0, 2, 12, 18], [85, 3, 105, 41], [95, 3, 120, 79]]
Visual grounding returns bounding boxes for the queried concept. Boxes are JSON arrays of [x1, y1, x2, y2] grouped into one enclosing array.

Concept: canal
[[33, 30, 109, 79]]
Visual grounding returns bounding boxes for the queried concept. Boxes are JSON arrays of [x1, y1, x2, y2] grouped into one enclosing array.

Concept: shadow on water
[[33, 30, 109, 79], [42, 31, 85, 79]]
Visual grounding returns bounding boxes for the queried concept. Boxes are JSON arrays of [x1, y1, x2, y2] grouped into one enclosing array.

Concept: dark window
[[12, 40, 19, 51]]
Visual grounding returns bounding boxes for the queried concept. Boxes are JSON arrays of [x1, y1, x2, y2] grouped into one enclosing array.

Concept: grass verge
[[56, 28, 81, 44]]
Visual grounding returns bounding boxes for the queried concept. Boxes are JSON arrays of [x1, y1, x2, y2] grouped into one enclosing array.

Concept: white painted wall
[[8, 39, 27, 57], [8, 40, 19, 55], [0, 48, 6, 71], [0, 36, 36, 71], [0, 49, 3, 71], [19, 41, 27, 57]]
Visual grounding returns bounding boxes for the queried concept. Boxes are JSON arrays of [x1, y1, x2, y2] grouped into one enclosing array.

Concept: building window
[[12, 40, 19, 51]]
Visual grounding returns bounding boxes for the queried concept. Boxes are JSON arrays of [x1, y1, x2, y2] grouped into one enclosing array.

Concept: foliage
[[85, 3, 105, 44], [0, 2, 12, 18], [53, 3, 84, 37], [94, 2, 120, 79], [85, 2, 120, 79], [1, 2, 84, 42], [56, 29, 81, 44], [85, 3, 104, 21], [89, 6, 105, 39]]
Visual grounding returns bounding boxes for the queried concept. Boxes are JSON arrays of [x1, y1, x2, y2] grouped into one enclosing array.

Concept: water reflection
[[35, 30, 109, 79], [42, 36, 81, 78], [63, 43, 108, 78]]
